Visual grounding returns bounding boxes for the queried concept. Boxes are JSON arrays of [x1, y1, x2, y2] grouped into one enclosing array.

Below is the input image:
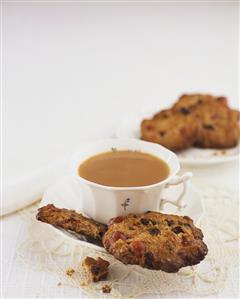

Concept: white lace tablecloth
[[2, 184, 239, 298]]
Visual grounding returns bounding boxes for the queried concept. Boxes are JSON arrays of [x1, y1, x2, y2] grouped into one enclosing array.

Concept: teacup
[[70, 138, 192, 224]]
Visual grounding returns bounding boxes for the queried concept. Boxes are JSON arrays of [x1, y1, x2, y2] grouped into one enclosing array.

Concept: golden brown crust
[[141, 94, 239, 151], [36, 204, 107, 244], [172, 94, 228, 112], [82, 257, 110, 282], [194, 104, 240, 149], [102, 284, 112, 293], [141, 110, 198, 151], [103, 212, 208, 273]]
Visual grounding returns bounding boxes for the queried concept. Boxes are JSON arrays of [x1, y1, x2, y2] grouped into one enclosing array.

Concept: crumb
[[80, 281, 88, 287], [82, 256, 110, 282], [102, 284, 111, 293], [57, 282, 62, 286], [66, 268, 75, 276], [220, 150, 226, 155], [213, 150, 227, 156]]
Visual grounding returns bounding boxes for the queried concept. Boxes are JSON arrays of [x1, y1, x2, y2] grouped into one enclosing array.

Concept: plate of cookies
[[116, 94, 240, 165]]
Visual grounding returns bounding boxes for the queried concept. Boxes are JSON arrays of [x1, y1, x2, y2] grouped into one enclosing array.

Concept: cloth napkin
[[2, 159, 68, 216]]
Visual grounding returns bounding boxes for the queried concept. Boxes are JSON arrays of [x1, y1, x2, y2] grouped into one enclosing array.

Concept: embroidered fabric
[[17, 186, 239, 297]]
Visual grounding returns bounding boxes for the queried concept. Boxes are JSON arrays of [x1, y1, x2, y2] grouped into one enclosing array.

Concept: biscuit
[[194, 102, 240, 149], [172, 94, 228, 113], [37, 204, 107, 245], [141, 94, 239, 151], [103, 212, 208, 273], [141, 109, 198, 151]]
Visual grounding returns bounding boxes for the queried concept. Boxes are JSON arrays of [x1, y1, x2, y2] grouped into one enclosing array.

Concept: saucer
[[115, 108, 240, 166], [40, 176, 204, 252]]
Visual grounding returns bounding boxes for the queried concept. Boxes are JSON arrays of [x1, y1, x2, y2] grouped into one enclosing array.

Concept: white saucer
[[115, 108, 240, 166], [40, 176, 204, 252]]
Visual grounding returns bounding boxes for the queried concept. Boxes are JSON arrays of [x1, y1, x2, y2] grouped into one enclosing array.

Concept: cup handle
[[158, 172, 192, 211]]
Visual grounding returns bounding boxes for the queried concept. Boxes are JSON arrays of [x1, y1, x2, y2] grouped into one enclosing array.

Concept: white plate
[[40, 176, 204, 252], [115, 108, 240, 166]]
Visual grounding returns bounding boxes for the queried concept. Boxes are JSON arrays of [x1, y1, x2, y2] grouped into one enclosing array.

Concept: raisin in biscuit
[[103, 212, 208, 273], [37, 204, 107, 245], [141, 109, 198, 151]]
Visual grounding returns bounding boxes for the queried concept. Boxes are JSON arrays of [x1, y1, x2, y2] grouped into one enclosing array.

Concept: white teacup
[[70, 138, 192, 224]]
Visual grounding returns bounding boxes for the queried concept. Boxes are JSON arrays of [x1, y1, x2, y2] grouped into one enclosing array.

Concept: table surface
[[2, 2, 239, 298]]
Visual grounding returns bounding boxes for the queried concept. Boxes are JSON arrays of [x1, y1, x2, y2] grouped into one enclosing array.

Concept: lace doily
[[17, 186, 239, 297]]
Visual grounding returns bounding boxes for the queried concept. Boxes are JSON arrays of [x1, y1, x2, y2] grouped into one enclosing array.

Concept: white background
[[3, 1, 239, 180], [2, 1, 239, 298]]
